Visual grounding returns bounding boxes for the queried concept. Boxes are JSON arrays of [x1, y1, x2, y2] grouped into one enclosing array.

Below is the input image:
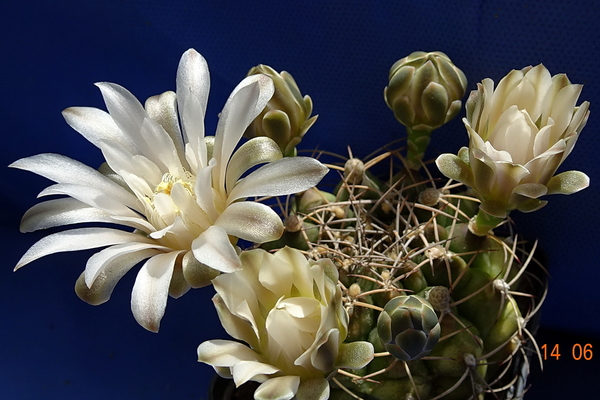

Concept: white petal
[[96, 82, 173, 170], [75, 247, 161, 306], [131, 251, 182, 332], [225, 137, 283, 193], [212, 294, 260, 349], [170, 182, 211, 231], [139, 116, 183, 173], [194, 158, 219, 222], [254, 376, 300, 400], [213, 74, 275, 191], [197, 339, 264, 367], [62, 107, 138, 154], [85, 242, 171, 287], [215, 202, 283, 243], [15, 228, 154, 270], [145, 91, 186, 165], [177, 49, 209, 168], [99, 140, 163, 188], [231, 360, 279, 387], [550, 83, 583, 138], [20, 198, 115, 233], [191, 225, 241, 273], [9, 153, 140, 211], [228, 157, 328, 202], [37, 183, 140, 219], [95, 82, 146, 144]]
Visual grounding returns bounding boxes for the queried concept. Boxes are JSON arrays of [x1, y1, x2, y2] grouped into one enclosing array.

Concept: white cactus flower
[[436, 64, 590, 218], [10, 49, 328, 332], [198, 247, 374, 400]]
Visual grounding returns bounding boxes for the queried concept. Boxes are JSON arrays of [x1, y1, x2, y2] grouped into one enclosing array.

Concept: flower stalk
[[468, 208, 506, 236]]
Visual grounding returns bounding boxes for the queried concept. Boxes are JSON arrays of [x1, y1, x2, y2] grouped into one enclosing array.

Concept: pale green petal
[[491, 161, 530, 200], [470, 148, 498, 196], [261, 109, 292, 150], [254, 376, 300, 400], [435, 153, 473, 187], [421, 81, 448, 127], [336, 341, 375, 369], [167, 259, 191, 299], [295, 378, 330, 400], [546, 170, 590, 195], [515, 198, 548, 213], [512, 183, 548, 199], [181, 251, 220, 289]]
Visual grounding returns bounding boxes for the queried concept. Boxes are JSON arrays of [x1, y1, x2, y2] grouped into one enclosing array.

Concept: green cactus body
[[264, 144, 544, 400]]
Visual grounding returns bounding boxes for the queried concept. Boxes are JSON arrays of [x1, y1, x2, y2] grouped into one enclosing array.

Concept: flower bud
[[384, 51, 467, 132], [377, 295, 441, 361], [244, 65, 317, 157]]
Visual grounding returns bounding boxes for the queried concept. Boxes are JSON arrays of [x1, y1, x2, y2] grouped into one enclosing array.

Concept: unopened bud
[[244, 65, 317, 157]]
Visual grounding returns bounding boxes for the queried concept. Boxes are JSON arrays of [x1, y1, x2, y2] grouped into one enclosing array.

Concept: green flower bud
[[384, 51, 467, 132], [244, 65, 317, 157], [377, 295, 441, 362]]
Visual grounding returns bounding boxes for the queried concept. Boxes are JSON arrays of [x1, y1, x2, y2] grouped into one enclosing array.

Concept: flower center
[[154, 172, 196, 197]]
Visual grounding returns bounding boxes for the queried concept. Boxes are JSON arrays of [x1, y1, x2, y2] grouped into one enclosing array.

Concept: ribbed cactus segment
[[265, 148, 545, 399]]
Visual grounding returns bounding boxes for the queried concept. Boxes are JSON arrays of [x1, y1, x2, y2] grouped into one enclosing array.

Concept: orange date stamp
[[541, 343, 593, 360]]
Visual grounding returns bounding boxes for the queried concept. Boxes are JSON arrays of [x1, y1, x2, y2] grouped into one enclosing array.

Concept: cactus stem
[[405, 127, 433, 170], [468, 209, 506, 236]]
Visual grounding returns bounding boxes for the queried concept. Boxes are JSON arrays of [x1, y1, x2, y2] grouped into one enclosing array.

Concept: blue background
[[1, 1, 599, 398]]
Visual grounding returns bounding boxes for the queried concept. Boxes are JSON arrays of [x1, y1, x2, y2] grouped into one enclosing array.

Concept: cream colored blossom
[[11, 49, 328, 332], [436, 64, 590, 217], [197, 247, 374, 400]]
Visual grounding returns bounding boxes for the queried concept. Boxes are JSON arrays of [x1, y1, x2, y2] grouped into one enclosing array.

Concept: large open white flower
[[198, 247, 374, 400], [11, 49, 328, 332], [436, 64, 590, 218]]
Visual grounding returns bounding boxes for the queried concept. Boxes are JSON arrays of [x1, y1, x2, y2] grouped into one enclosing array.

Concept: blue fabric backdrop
[[2, 1, 599, 398]]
